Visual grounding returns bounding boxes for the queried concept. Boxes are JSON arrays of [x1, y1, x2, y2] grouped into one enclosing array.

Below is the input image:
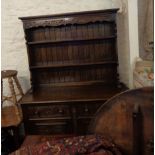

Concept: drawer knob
[[84, 107, 88, 112], [46, 111, 50, 114], [59, 109, 63, 113], [35, 111, 39, 115]]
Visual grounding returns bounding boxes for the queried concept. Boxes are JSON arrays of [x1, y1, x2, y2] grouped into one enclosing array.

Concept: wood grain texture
[[19, 9, 118, 28], [21, 85, 126, 104], [90, 87, 154, 155], [19, 9, 128, 135]]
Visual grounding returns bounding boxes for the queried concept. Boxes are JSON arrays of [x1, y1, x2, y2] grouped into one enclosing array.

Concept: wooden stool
[[2, 70, 24, 104], [1, 70, 24, 148]]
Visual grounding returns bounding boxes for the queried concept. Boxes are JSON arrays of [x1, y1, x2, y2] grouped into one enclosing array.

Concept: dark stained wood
[[90, 87, 154, 155], [132, 104, 143, 155], [19, 9, 119, 20], [19, 9, 119, 28], [21, 85, 126, 104], [27, 36, 116, 45], [30, 61, 117, 69], [19, 9, 127, 135]]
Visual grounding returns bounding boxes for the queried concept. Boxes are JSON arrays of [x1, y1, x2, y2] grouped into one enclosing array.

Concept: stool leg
[[8, 77, 17, 104], [13, 76, 24, 96], [1, 79, 4, 107]]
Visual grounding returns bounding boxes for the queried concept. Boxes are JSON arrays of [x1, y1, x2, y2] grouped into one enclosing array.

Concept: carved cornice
[[22, 14, 116, 29]]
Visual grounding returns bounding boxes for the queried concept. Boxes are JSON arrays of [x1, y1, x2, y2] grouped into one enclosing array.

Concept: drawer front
[[25, 119, 72, 134], [24, 105, 71, 119], [76, 102, 102, 117], [22, 102, 103, 135]]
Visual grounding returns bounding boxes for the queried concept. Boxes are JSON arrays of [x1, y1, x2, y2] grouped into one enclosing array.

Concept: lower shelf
[[21, 84, 127, 104]]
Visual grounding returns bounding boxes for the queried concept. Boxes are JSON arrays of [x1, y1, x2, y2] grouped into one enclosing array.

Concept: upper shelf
[[30, 61, 118, 69], [27, 35, 116, 45]]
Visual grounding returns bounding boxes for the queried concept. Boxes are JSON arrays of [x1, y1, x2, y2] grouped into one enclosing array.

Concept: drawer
[[24, 105, 71, 119], [25, 119, 72, 134], [76, 103, 102, 117]]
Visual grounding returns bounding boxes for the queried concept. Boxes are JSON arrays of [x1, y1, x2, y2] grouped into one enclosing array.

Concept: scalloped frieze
[[23, 14, 116, 29]]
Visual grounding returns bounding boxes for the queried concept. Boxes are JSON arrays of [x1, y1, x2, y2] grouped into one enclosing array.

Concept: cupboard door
[[25, 119, 73, 135]]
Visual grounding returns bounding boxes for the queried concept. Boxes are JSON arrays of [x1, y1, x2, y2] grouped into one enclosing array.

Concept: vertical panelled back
[[20, 9, 119, 88]]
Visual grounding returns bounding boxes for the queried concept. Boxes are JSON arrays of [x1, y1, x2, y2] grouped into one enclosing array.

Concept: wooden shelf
[[27, 36, 116, 45], [35, 80, 117, 87], [29, 117, 71, 121], [30, 61, 118, 69], [21, 84, 127, 104]]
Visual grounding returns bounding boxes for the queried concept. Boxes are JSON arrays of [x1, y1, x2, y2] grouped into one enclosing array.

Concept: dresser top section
[[19, 8, 122, 89]]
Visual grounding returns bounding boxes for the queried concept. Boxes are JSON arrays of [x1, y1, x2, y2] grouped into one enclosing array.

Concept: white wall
[[117, 0, 139, 88], [117, 0, 130, 87], [127, 0, 139, 87], [2, 0, 138, 99]]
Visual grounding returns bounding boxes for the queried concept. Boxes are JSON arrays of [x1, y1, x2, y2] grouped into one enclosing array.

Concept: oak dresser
[[19, 9, 127, 135]]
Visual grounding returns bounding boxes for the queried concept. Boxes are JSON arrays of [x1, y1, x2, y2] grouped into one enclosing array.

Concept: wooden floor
[[21, 84, 127, 104]]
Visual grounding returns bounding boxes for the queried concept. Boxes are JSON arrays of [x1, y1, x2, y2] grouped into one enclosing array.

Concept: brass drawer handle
[[46, 111, 50, 114], [58, 108, 63, 113], [84, 107, 88, 112], [35, 110, 39, 115]]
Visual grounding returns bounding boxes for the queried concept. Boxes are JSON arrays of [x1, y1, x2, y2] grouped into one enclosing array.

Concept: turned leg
[[13, 76, 24, 96], [8, 77, 17, 104], [1, 79, 3, 106]]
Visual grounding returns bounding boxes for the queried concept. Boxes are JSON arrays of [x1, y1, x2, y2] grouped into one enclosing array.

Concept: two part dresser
[[19, 9, 127, 135]]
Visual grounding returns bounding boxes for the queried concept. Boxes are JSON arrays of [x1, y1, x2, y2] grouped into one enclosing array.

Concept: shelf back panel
[[26, 22, 115, 42], [20, 9, 119, 88], [32, 65, 118, 87], [29, 39, 117, 66]]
